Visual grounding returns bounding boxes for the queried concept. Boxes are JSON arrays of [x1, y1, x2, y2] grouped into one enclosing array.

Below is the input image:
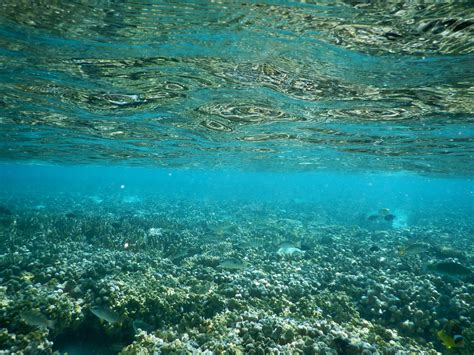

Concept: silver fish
[[90, 306, 122, 323], [399, 242, 430, 256], [218, 258, 249, 270], [277, 241, 303, 256], [277, 246, 303, 256], [20, 310, 55, 329], [132, 320, 154, 334]]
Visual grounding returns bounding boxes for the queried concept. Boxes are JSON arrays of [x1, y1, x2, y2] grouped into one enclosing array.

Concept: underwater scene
[[0, 1, 473, 354]]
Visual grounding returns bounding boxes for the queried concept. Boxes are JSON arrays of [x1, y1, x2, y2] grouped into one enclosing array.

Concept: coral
[[0, 198, 471, 353]]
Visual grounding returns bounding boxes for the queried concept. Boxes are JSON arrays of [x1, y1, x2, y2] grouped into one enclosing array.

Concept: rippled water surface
[[1, 1, 473, 173]]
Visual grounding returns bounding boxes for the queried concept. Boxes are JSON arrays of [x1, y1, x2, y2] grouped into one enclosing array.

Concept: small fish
[[320, 235, 334, 245], [426, 261, 472, 279], [168, 248, 191, 261], [399, 242, 430, 256], [209, 223, 238, 236], [384, 214, 396, 221], [20, 310, 55, 329], [367, 215, 379, 221], [384, 31, 403, 40], [217, 258, 249, 270], [278, 241, 301, 249], [437, 320, 464, 349], [277, 241, 303, 256], [191, 281, 215, 295], [277, 246, 303, 256], [239, 239, 263, 249], [132, 320, 154, 334], [433, 246, 466, 260], [369, 245, 381, 253], [90, 306, 122, 323], [89, 196, 103, 204], [148, 227, 163, 237]]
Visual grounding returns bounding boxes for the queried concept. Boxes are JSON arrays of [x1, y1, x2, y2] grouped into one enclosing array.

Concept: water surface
[[1, 1, 473, 174]]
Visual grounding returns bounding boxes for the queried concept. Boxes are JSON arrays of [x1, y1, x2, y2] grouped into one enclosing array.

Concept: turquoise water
[[1, 2, 474, 354]]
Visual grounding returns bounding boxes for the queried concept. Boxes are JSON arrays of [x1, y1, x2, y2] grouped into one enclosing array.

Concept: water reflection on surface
[[0, 1, 473, 174]]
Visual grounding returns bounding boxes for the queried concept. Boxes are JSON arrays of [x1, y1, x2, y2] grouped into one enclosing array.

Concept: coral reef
[[0, 196, 472, 353]]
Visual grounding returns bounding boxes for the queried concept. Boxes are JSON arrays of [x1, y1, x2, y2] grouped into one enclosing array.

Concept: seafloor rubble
[[0, 195, 472, 354]]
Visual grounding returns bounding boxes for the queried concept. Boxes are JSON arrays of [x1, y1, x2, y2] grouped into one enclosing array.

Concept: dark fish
[[367, 215, 379, 221], [0, 206, 12, 215], [320, 235, 334, 244], [384, 31, 403, 40], [427, 261, 472, 278], [452, 19, 473, 32], [369, 245, 381, 252], [384, 214, 396, 221], [333, 337, 353, 354]]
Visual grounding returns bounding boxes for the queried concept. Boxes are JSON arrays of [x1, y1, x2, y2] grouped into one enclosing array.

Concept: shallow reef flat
[[0, 197, 473, 354]]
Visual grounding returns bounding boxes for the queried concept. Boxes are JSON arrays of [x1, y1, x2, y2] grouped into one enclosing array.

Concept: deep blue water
[[1, 164, 473, 229]]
